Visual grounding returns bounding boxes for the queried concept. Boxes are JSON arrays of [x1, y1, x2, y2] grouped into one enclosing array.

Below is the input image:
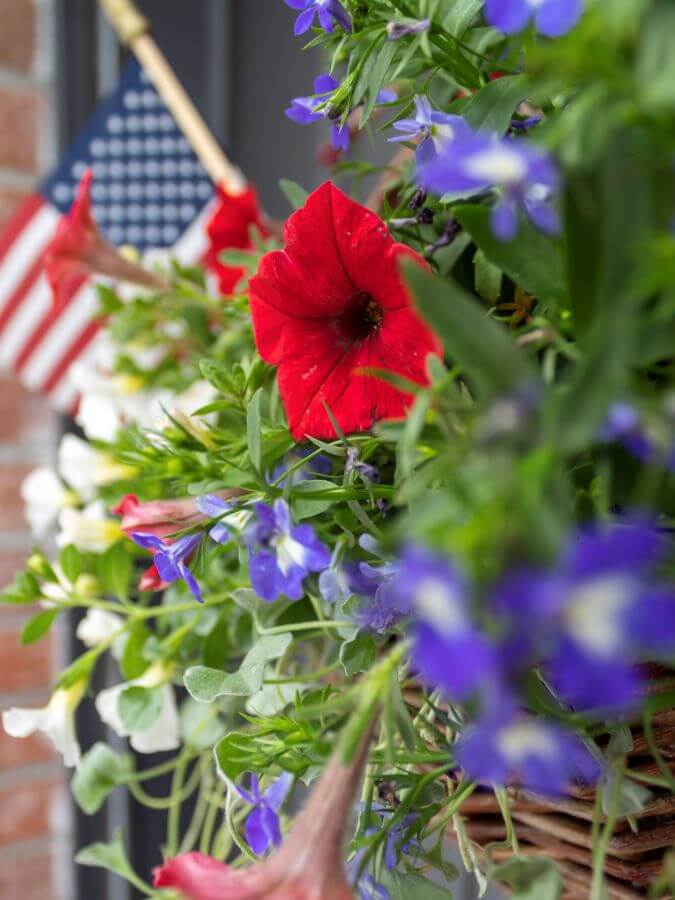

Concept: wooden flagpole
[[99, 0, 246, 194]]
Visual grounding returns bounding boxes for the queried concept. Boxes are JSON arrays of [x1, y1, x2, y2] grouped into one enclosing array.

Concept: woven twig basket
[[450, 705, 675, 898]]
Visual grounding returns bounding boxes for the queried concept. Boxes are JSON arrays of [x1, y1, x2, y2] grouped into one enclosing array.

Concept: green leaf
[[492, 857, 561, 900], [0, 570, 40, 605], [444, 0, 484, 37], [118, 685, 163, 732], [120, 621, 150, 680], [184, 632, 292, 701], [279, 178, 308, 211], [404, 261, 533, 400], [59, 544, 83, 584], [381, 870, 453, 898], [455, 204, 564, 313], [20, 608, 59, 645], [292, 479, 338, 520], [214, 731, 260, 781], [339, 634, 375, 676], [361, 40, 396, 124], [71, 743, 133, 814], [473, 248, 502, 304], [461, 75, 529, 134], [636, 1, 675, 111], [75, 828, 140, 885], [179, 697, 226, 750], [98, 541, 132, 602], [247, 387, 263, 473]]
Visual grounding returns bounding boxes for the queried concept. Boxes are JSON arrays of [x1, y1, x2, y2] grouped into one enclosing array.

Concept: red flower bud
[[44, 170, 167, 307], [112, 490, 246, 539], [153, 736, 373, 899], [204, 183, 269, 297]]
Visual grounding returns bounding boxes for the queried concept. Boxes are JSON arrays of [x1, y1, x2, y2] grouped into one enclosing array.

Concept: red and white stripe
[[0, 194, 215, 412]]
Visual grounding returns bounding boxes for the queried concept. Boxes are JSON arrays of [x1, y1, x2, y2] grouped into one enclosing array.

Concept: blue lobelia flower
[[602, 403, 675, 471], [485, 0, 583, 38], [456, 696, 600, 795], [347, 535, 408, 634], [245, 499, 330, 602], [287, 75, 396, 152], [285, 0, 352, 35], [235, 771, 294, 855], [130, 531, 204, 602], [392, 546, 497, 700], [285, 74, 350, 151], [418, 131, 561, 241], [345, 447, 380, 485], [497, 520, 675, 711], [389, 95, 471, 165]]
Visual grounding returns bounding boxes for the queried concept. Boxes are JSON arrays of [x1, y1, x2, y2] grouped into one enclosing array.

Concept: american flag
[[0, 60, 217, 411]]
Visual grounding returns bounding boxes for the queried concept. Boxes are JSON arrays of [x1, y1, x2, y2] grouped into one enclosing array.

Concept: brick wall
[[0, 1, 66, 898]]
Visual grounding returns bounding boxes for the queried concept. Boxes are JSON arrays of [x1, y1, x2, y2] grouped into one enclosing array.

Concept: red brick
[[0, 0, 35, 73], [0, 849, 53, 900], [0, 777, 57, 846], [0, 628, 51, 691], [0, 463, 33, 533], [0, 87, 42, 173], [0, 726, 54, 770], [0, 186, 32, 232], [0, 374, 53, 444]]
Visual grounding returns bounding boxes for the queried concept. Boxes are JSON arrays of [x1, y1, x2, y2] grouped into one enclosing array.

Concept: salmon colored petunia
[[153, 733, 372, 899], [43, 170, 166, 308], [205, 184, 268, 296], [248, 181, 441, 441]]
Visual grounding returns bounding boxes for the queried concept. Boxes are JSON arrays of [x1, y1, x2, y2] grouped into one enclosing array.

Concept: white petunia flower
[[76, 608, 125, 648], [20, 467, 75, 539], [95, 662, 180, 754], [57, 501, 122, 554], [2, 682, 85, 767], [57, 434, 134, 501]]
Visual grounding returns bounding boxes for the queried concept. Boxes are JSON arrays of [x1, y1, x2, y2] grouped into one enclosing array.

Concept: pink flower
[[153, 736, 373, 899], [44, 170, 167, 307], [113, 490, 245, 539]]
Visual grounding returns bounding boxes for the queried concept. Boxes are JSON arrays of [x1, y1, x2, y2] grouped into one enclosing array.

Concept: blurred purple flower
[[394, 546, 497, 700], [602, 402, 675, 470], [389, 95, 471, 165], [497, 521, 675, 710], [456, 699, 600, 795], [195, 494, 233, 544], [485, 0, 583, 38], [235, 772, 294, 855], [269, 449, 333, 487], [386, 18, 430, 40], [345, 447, 380, 484], [285, 0, 352, 35], [418, 131, 560, 241], [246, 499, 330, 602], [130, 531, 203, 602]]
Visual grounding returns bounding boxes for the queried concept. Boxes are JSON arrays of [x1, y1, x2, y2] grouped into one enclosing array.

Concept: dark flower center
[[338, 291, 384, 342]]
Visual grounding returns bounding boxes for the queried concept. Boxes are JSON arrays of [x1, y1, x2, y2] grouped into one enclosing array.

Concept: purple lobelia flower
[[497, 520, 675, 711], [245, 499, 330, 602], [348, 842, 390, 900], [456, 697, 600, 795], [345, 447, 380, 484], [393, 546, 497, 700], [386, 18, 430, 40], [348, 536, 408, 634], [418, 131, 561, 241], [602, 403, 675, 470], [195, 494, 234, 544], [319, 556, 375, 606], [389, 95, 471, 165], [285, 0, 352, 35], [130, 531, 204, 602], [287, 76, 395, 152], [235, 772, 294, 855], [485, 0, 583, 38], [286, 74, 350, 151]]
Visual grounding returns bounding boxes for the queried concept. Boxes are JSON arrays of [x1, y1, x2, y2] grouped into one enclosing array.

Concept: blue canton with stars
[[41, 60, 214, 253]]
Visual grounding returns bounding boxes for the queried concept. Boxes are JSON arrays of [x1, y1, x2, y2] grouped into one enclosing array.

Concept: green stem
[[166, 757, 189, 856], [590, 771, 621, 900]]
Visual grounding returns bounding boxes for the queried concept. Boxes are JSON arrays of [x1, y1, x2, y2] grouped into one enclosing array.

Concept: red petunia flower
[[44, 170, 166, 307], [249, 181, 442, 441], [205, 183, 268, 296]]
